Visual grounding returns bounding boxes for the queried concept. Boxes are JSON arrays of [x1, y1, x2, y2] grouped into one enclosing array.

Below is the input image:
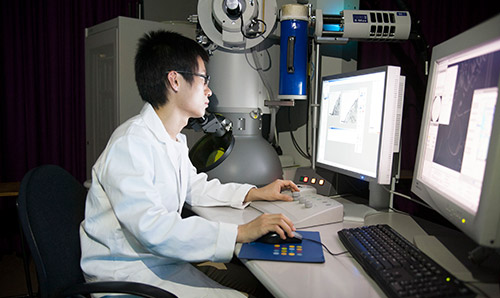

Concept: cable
[[240, 15, 267, 39], [248, 49, 273, 98], [381, 185, 434, 210], [303, 238, 348, 257], [287, 106, 311, 159], [463, 281, 493, 298], [244, 48, 272, 72], [290, 130, 309, 159], [388, 206, 410, 215]]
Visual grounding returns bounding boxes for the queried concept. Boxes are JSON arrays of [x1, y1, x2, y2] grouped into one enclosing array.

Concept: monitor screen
[[316, 66, 403, 185], [411, 14, 500, 248]]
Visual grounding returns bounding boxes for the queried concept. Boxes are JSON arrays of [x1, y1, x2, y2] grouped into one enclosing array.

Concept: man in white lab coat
[[80, 30, 300, 297]]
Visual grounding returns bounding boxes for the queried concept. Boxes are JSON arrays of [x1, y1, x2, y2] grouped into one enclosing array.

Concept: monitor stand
[[413, 217, 500, 283], [368, 181, 391, 210], [414, 235, 477, 282]]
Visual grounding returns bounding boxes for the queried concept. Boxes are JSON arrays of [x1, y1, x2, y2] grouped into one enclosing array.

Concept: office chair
[[17, 165, 177, 298]]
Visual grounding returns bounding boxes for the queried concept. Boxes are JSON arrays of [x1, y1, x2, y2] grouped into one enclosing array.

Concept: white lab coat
[[80, 103, 255, 297]]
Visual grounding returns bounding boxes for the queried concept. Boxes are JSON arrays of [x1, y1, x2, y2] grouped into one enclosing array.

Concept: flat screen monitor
[[411, 14, 500, 248], [316, 66, 403, 186]]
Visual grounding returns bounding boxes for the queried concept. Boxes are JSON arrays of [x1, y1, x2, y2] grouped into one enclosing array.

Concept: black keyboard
[[338, 224, 475, 298]]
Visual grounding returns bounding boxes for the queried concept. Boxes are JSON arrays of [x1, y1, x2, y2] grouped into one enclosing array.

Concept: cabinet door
[[85, 28, 117, 178]]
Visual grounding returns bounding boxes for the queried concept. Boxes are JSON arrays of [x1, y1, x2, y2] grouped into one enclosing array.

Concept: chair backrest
[[17, 165, 88, 298]]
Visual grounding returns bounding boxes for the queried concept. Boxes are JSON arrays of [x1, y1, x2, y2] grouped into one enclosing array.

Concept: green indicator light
[[446, 277, 451, 282]]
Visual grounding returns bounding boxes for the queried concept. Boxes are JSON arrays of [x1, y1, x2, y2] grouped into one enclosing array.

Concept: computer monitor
[[316, 65, 403, 189], [411, 14, 500, 248]]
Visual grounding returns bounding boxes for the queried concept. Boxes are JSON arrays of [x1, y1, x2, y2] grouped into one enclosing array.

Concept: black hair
[[134, 30, 209, 109]]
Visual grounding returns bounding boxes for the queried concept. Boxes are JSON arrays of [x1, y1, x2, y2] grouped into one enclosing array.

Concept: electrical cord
[[240, 15, 267, 39], [287, 106, 311, 159], [290, 130, 310, 159], [463, 281, 493, 298], [381, 185, 435, 210], [302, 237, 348, 257], [244, 48, 272, 72]]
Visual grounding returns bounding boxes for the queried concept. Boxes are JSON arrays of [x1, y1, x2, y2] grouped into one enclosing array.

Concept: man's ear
[[166, 71, 179, 92]]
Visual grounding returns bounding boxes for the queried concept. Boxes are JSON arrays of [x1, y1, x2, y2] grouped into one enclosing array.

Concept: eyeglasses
[[167, 70, 210, 86]]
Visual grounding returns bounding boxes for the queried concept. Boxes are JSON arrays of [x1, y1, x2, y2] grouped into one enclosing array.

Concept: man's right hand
[[236, 213, 295, 243]]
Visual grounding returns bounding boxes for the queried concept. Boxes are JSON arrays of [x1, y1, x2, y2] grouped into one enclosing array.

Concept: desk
[[0, 182, 21, 197], [189, 201, 499, 298]]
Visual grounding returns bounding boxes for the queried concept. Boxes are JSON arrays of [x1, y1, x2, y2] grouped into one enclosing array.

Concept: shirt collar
[[140, 103, 187, 147], [140, 103, 171, 144]]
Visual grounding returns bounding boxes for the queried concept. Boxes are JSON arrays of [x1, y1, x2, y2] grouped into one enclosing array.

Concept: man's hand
[[244, 179, 300, 203], [236, 213, 295, 243]]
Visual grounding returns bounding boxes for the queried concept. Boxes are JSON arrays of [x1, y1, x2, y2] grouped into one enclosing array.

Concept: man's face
[[177, 57, 212, 119]]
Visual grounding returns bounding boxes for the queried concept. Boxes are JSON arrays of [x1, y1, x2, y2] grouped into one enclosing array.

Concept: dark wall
[[357, 0, 500, 216]]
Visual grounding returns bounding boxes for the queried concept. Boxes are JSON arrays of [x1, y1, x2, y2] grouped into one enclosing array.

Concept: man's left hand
[[244, 179, 300, 203]]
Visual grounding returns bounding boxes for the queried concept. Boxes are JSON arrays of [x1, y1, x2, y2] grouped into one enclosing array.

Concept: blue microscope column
[[279, 19, 308, 100]]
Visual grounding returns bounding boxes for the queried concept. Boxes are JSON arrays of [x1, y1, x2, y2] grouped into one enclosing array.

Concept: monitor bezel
[[411, 14, 500, 248], [316, 65, 401, 185]]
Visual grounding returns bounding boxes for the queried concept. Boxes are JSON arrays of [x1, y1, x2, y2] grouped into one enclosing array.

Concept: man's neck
[[154, 104, 187, 141]]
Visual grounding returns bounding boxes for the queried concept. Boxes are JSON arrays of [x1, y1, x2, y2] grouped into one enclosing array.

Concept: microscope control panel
[[250, 185, 344, 228]]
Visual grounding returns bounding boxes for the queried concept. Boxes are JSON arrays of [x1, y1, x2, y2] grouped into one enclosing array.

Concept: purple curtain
[[0, 0, 139, 255], [0, 0, 139, 184]]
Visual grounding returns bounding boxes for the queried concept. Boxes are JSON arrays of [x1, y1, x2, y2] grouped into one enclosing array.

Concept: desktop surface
[[187, 200, 499, 298]]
